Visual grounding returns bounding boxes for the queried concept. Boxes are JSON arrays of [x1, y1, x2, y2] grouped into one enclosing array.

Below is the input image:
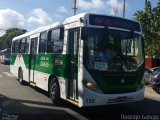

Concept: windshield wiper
[[124, 31, 134, 56]]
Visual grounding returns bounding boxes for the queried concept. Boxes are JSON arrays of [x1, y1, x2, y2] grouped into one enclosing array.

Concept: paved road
[[0, 64, 87, 120], [0, 63, 160, 120]]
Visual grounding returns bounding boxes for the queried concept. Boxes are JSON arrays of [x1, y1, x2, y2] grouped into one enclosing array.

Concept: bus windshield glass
[[84, 28, 143, 72]]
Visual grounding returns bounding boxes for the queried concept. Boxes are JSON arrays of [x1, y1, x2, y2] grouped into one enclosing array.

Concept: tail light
[[153, 76, 158, 81]]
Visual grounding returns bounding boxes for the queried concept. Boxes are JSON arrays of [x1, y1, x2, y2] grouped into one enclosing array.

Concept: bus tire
[[18, 69, 24, 85], [157, 86, 160, 94], [49, 77, 60, 104]]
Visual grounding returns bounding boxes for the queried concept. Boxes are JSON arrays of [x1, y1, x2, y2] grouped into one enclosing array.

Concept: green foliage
[[0, 28, 25, 50], [134, 0, 160, 58]]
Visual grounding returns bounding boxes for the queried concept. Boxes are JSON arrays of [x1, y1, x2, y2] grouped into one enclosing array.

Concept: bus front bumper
[[82, 86, 144, 107]]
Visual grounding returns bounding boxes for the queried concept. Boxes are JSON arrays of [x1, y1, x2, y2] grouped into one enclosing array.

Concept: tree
[[152, 0, 160, 37], [0, 28, 25, 50], [134, 1, 160, 58]]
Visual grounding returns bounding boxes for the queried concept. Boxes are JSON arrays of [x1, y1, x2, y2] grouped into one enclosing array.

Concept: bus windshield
[[84, 28, 143, 72]]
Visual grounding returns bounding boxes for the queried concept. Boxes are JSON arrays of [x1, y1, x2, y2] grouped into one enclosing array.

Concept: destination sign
[[89, 14, 140, 32]]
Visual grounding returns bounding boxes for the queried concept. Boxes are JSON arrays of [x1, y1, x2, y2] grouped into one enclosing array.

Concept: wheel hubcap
[[19, 71, 22, 81], [51, 83, 57, 99]]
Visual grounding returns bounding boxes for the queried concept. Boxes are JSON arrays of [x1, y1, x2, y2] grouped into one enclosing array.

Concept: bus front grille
[[105, 76, 137, 85]]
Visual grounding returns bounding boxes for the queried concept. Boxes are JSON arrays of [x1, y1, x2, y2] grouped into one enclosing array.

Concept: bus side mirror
[[81, 27, 87, 40]]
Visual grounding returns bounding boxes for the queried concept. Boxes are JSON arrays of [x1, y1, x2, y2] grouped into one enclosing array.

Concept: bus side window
[[25, 38, 30, 54], [20, 38, 26, 53], [39, 31, 47, 53], [15, 40, 20, 53], [51, 28, 64, 53], [47, 30, 53, 53], [12, 41, 15, 53]]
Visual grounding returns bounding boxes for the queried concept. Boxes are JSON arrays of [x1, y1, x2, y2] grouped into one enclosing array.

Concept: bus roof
[[13, 21, 62, 41], [12, 13, 141, 41], [64, 12, 140, 25], [12, 13, 87, 41]]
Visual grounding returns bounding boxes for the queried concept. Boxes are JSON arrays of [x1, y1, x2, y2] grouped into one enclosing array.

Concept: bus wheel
[[157, 86, 160, 94], [18, 69, 24, 85], [49, 77, 60, 104]]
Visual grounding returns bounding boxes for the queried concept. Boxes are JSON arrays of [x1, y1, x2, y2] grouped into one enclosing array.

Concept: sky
[[0, 0, 159, 36]]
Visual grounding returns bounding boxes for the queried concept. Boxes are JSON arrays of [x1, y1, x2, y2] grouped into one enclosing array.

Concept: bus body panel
[[10, 54, 20, 78], [57, 77, 67, 99], [34, 71, 49, 91], [20, 55, 29, 82], [82, 86, 144, 106]]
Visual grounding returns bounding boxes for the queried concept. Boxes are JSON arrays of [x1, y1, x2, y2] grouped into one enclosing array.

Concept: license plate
[[116, 96, 127, 102]]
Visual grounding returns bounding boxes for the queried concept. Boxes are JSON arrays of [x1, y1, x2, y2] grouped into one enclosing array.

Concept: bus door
[[29, 37, 38, 83], [68, 29, 79, 101]]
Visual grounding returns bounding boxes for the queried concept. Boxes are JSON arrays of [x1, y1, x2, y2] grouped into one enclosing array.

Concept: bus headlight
[[86, 82, 94, 89], [82, 79, 103, 93]]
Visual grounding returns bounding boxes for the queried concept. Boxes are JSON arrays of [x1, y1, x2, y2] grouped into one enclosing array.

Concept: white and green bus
[[10, 13, 145, 107], [0, 48, 11, 64]]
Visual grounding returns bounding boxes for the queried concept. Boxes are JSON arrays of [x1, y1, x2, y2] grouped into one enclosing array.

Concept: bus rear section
[[0, 48, 11, 64]]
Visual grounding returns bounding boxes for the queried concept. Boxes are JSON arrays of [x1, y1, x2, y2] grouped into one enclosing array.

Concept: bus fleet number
[[86, 98, 95, 104]]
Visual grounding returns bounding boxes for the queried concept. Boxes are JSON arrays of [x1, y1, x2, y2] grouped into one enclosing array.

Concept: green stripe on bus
[[10, 54, 17, 65], [22, 54, 68, 77]]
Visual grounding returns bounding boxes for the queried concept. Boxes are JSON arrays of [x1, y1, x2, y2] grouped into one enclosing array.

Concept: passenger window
[[12, 41, 15, 53], [47, 31, 53, 53], [15, 40, 20, 53], [25, 37, 30, 53], [20, 38, 26, 53], [39, 31, 47, 53], [50, 28, 64, 53]]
